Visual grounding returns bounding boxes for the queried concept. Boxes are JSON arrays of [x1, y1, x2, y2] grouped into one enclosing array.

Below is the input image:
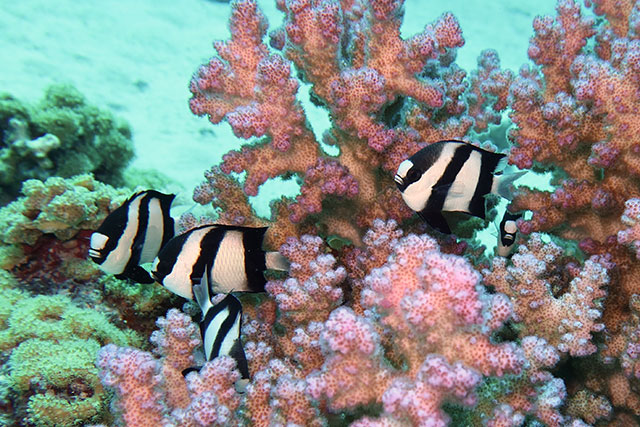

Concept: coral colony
[[6, 0, 640, 425]]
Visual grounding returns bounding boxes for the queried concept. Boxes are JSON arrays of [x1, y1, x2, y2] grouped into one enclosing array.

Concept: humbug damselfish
[[394, 140, 524, 234], [89, 190, 175, 284], [182, 264, 250, 379], [151, 224, 289, 300]]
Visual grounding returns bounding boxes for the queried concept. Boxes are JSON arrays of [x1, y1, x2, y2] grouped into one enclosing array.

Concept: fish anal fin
[[418, 210, 452, 234], [117, 266, 154, 284], [467, 197, 487, 219]]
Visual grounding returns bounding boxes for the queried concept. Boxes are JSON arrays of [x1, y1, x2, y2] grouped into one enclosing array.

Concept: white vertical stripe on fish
[[99, 194, 143, 274], [210, 230, 248, 293], [160, 226, 214, 299], [443, 149, 482, 212], [139, 197, 164, 264]]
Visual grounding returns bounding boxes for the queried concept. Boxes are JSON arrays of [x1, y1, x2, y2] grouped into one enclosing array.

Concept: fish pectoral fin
[[125, 266, 155, 284], [417, 210, 452, 234], [431, 183, 452, 198], [439, 180, 476, 213], [440, 180, 466, 198]]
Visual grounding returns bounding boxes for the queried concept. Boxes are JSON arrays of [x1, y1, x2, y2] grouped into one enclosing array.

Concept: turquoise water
[[1, 0, 555, 194]]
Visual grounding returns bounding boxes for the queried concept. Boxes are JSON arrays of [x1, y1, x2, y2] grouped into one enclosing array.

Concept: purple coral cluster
[[96, 0, 640, 425]]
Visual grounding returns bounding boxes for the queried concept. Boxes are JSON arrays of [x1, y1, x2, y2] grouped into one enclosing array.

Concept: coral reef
[[0, 174, 130, 285], [97, 0, 640, 425], [0, 84, 134, 205], [5, 0, 640, 425], [0, 270, 140, 426], [505, 0, 640, 420], [188, 0, 512, 248], [96, 309, 242, 425], [99, 223, 524, 425]]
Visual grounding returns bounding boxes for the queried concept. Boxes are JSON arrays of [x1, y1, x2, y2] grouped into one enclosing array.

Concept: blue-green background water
[[0, 0, 556, 199]]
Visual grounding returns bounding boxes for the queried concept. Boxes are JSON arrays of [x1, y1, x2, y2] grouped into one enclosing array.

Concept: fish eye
[[406, 168, 421, 183]]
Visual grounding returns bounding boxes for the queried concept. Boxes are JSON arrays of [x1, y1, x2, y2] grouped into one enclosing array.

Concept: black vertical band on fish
[[150, 230, 191, 283], [192, 226, 227, 287], [424, 143, 472, 214], [122, 192, 151, 274], [470, 151, 504, 218], [242, 227, 268, 292], [420, 143, 473, 233]]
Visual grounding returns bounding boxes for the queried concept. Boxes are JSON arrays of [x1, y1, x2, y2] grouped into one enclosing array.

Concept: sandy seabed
[[0, 0, 556, 204]]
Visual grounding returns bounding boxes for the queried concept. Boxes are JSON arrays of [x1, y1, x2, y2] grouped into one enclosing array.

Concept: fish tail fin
[[266, 252, 289, 271], [493, 170, 526, 200]]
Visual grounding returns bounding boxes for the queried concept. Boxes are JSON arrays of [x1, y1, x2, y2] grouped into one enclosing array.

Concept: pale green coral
[[0, 293, 138, 352], [0, 174, 129, 271], [11, 339, 105, 426], [0, 174, 129, 245], [0, 84, 134, 204], [102, 274, 177, 316], [0, 272, 141, 426]]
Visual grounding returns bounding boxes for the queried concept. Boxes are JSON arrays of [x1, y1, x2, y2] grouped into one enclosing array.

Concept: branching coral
[[484, 234, 609, 357], [88, 0, 640, 425], [100, 222, 526, 425], [188, 0, 514, 248], [97, 309, 243, 426]]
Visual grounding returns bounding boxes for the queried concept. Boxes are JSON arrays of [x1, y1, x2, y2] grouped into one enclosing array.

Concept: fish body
[[191, 265, 249, 379], [497, 211, 522, 257], [394, 140, 520, 234], [89, 190, 175, 283], [151, 224, 288, 300]]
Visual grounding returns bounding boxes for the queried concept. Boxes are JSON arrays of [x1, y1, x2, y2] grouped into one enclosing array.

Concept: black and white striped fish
[[189, 265, 249, 379], [89, 190, 175, 284], [151, 224, 289, 300], [497, 211, 522, 257], [394, 140, 522, 234]]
